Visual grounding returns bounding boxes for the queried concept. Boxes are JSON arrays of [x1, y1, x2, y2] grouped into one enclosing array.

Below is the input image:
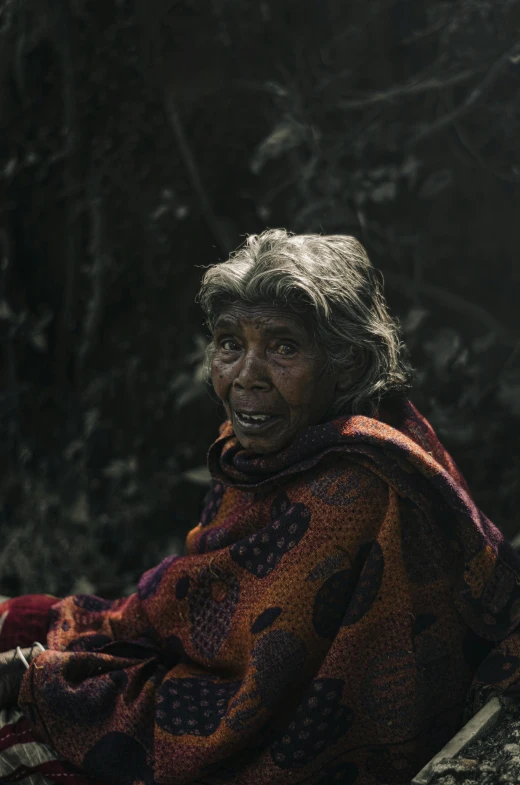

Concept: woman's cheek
[[211, 359, 225, 395], [275, 369, 315, 403], [212, 358, 235, 397]]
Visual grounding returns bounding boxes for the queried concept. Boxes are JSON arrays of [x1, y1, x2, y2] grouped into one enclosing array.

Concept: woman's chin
[[234, 422, 294, 454]]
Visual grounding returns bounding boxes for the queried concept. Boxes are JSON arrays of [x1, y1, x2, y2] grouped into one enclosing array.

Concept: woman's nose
[[233, 351, 271, 391]]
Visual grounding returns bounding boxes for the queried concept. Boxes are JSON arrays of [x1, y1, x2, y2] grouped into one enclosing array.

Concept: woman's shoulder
[[287, 454, 388, 511]]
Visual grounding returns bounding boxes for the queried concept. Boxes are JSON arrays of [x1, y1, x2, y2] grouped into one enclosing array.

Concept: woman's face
[[211, 303, 347, 454]]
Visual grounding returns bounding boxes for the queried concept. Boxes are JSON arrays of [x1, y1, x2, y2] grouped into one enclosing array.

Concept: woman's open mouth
[[233, 411, 281, 433]]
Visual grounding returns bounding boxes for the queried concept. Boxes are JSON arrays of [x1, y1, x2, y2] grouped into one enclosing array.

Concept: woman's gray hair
[[197, 228, 413, 416]]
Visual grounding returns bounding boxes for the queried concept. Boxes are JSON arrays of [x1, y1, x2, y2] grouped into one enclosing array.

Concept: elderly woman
[[1, 229, 520, 785]]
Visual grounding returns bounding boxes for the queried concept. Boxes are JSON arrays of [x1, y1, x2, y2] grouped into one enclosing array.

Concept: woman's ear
[[336, 350, 366, 391]]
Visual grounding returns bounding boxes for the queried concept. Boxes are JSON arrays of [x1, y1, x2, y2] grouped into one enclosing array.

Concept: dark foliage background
[[0, 0, 519, 599]]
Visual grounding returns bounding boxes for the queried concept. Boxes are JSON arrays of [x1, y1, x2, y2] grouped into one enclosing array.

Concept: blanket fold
[[17, 400, 520, 785]]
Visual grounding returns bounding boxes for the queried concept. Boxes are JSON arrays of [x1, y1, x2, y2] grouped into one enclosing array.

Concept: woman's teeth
[[236, 412, 273, 424]]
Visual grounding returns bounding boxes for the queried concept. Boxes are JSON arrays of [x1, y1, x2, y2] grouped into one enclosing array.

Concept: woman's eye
[[276, 343, 297, 356], [220, 339, 240, 351]]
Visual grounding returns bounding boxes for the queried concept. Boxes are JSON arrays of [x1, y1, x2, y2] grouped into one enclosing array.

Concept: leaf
[[498, 370, 520, 418], [103, 458, 138, 479], [72, 575, 96, 595], [401, 307, 429, 335], [169, 336, 208, 409], [170, 374, 205, 409], [182, 466, 212, 485], [472, 333, 496, 353], [370, 181, 397, 203], [418, 169, 453, 198], [68, 492, 90, 525], [423, 329, 462, 374], [29, 329, 47, 352], [249, 121, 305, 175], [0, 300, 14, 320]]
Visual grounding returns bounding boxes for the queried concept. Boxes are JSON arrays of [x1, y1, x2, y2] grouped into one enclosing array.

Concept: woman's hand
[[0, 648, 31, 709]]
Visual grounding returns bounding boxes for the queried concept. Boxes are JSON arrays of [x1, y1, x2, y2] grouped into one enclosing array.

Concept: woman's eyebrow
[[214, 318, 303, 336], [214, 316, 239, 330]]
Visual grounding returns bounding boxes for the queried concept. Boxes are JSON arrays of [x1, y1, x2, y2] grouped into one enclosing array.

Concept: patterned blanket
[[14, 399, 520, 785]]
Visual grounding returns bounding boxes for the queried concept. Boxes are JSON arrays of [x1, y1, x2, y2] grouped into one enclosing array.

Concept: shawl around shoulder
[[18, 399, 520, 785]]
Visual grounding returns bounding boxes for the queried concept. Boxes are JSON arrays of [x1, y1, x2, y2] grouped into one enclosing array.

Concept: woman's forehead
[[214, 303, 310, 334]]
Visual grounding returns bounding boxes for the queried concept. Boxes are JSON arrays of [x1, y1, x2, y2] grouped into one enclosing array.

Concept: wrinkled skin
[[211, 303, 357, 454]]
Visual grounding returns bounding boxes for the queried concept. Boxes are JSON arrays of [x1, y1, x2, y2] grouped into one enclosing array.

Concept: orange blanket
[[18, 399, 520, 785]]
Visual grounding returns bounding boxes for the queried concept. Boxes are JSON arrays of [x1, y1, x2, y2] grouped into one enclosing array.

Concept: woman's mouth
[[233, 411, 281, 433]]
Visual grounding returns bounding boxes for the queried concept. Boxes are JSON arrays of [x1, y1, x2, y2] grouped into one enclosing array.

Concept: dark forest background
[[0, 0, 519, 599]]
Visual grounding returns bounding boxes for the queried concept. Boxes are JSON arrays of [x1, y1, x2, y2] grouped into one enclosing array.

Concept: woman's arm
[[18, 465, 390, 785]]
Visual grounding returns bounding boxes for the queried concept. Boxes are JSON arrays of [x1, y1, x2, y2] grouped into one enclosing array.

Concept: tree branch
[[77, 168, 109, 387], [453, 117, 520, 183], [337, 68, 478, 109], [163, 92, 233, 257], [407, 44, 520, 147], [383, 271, 513, 343], [51, 0, 83, 399]]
